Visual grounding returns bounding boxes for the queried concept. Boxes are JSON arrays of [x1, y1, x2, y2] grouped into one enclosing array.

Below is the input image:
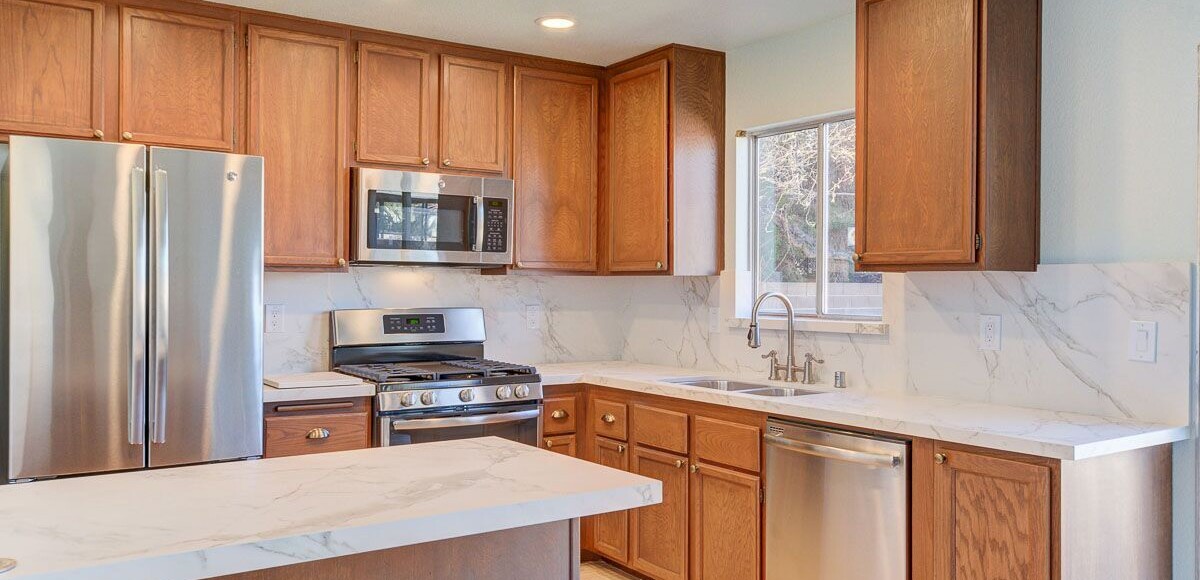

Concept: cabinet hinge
[[759, 488, 764, 503], [353, 50, 359, 64], [232, 125, 237, 147], [975, 233, 982, 250], [244, 35, 249, 49], [353, 140, 358, 155]]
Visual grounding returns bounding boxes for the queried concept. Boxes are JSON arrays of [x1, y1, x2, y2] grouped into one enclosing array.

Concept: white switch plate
[[708, 307, 721, 333], [525, 304, 542, 330], [978, 314, 1001, 351], [265, 304, 285, 333], [1128, 320, 1158, 362]]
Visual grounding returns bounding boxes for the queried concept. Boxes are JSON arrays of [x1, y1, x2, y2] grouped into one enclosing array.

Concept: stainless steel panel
[[5, 136, 148, 480], [147, 147, 263, 467], [376, 382, 542, 413], [764, 419, 907, 580], [331, 307, 486, 347]]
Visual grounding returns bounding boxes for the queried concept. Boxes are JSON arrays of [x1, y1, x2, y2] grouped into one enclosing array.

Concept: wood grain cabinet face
[[0, 0, 104, 139], [512, 67, 598, 271], [542, 434, 577, 457], [355, 42, 430, 166], [630, 445, 688, 580], [119, 7, 236, 150], [690, 463, 760, 580], [438, 55, 505, 173], [263, 411, 371, 458], [247, 25, 347, 270], [932, 447, 1052, 580], [591, 436, 630, 564], [606, 60, 669, 273]]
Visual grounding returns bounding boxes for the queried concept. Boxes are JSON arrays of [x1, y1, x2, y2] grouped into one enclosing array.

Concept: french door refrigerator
[[1, 135, 264, 482]]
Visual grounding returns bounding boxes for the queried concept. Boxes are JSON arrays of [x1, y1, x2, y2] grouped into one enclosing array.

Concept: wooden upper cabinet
[[931, 446, 1051, 580], [247, 25, 347, 270], [0, 0, 104, 139], [690, 463, 760, 580], [355, 42, 430, 167], [438, 55, 505, 173], [119, 7, 236, 150], [606, 60, 669, 273], [629, 445, 689, 580], [855, 0, 1039, 271], [512, 67, 598, 271]]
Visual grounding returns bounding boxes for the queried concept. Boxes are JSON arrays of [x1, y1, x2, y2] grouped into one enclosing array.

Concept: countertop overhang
[[0, 438, 660, 579]]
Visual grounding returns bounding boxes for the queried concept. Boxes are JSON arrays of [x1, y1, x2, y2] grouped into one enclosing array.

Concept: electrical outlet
[[525, 304, 542, 331], [1128, 320, 1158, 362], [265, 304, 285, 333], [708, 307, 721, 333], [978, 314, 1001, 351]]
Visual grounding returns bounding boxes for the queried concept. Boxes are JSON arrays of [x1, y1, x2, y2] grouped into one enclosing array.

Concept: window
[[750, 114, 882, 318]]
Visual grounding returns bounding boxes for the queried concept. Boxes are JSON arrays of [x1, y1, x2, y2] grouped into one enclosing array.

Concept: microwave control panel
[[482, 198, 508, 253]]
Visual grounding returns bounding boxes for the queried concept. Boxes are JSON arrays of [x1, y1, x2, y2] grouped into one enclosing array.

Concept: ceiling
[[212, 0, 853, 65]]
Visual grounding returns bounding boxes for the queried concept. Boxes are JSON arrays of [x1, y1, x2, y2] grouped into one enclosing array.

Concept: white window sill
[[726, 316, 889, 336]]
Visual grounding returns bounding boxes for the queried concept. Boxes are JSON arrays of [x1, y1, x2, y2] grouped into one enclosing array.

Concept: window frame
[[747, 110, 879, 320]]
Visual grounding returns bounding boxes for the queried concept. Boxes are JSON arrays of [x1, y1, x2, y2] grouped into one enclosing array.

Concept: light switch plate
[[1128, 320, 1158, 362], [708, 307, 721, 333], [525, 304, 542, 331], [265, 304, 285, 333], [978, 314, 1001, 351]]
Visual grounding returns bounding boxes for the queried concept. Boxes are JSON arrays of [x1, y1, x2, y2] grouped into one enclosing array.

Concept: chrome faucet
[[747, 292, 801, 382]]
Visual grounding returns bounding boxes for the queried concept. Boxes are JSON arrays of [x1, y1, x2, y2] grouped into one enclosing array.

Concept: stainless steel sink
[[666, 378, 773, 391], [739, 387, 821, 397]]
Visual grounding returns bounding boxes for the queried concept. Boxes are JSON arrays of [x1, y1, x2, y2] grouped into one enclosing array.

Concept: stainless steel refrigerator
[[1, 135, 264, 482]]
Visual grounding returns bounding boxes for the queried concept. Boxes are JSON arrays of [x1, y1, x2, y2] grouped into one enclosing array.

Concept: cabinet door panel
[[691, 463, 760, 580], [607, 60, 669, 272], [120, 7, 236, 149], [933, 447, 1051, 580], [439, 55, 505, 173], [590, 436, 630, 563], [0, 0, 103, 139], [248, 26, 347, 269], [513, 67, 597, 270], [857, 0, 977, 266], [630, 445, 688, 580], [542, 434, 577, 457], [356, 42, 429, 166]]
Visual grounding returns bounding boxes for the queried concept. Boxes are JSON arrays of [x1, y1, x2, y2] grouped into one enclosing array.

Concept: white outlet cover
[[1128, 320, 1158, 362], [525, 304, 542, 331], [978, 314, 1001, 351], [265, 304, 285, 333]]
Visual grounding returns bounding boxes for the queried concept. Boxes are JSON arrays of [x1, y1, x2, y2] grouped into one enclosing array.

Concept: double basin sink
[[665, 378, 821, 397]]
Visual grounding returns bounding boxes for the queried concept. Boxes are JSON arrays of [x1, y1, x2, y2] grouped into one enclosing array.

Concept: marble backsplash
[[266, 262, 1192, 425]]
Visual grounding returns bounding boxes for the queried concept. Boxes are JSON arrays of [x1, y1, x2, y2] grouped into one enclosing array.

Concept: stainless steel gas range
[[330, 308, 542, 447]]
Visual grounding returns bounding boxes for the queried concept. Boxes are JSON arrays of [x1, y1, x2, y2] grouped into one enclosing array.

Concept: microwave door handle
[[149, 167, 169, 444], [391, 409, 540, 431], [472, 196, 485, 252]]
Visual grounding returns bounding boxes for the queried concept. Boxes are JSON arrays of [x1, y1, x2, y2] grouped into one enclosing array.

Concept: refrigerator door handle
[[129, 166, 147, 446], [149, 167, 169, 444]]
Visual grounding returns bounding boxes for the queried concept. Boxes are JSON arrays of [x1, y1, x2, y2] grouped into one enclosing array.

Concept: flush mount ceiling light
[[536, 16, 576, 29]]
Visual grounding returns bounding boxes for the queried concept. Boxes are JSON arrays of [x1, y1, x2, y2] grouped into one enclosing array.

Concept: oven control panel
[[383, 313, 445, 334], [481, 198, 508, 253]]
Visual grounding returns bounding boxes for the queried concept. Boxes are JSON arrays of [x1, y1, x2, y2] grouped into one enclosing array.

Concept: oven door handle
[[391, 409, 540, 431]]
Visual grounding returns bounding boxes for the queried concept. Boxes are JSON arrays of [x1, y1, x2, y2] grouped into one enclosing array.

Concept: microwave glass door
[[368, 190, 474, 252]]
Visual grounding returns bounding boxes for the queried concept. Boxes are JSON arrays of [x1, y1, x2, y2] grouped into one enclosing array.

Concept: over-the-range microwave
[[352, 168, 513, 267]]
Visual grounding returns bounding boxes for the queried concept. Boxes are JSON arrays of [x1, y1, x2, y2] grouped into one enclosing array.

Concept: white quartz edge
[[262, 383, 376, 403], [1, 438, 660, 580], [538, 361, 1191, 461]]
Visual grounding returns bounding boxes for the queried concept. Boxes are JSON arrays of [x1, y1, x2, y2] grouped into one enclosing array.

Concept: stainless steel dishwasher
[[764, 419, 908, 580]]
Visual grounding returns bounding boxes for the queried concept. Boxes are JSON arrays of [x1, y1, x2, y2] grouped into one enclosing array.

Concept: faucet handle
[[761, 349, 779, 361], [804, 353, 825, 364]]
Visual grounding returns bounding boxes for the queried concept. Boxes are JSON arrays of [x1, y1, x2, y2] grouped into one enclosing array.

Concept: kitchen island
[[0, 437, 660, 579]]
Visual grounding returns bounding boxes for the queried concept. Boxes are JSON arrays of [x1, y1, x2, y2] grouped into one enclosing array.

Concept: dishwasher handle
[[765, 432, 901, 468]]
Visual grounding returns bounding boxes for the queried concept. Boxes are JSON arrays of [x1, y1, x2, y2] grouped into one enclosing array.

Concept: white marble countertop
[[539, 361, 1191, 461], [0, 438, 660, 580], [262, 383, 376, 403]]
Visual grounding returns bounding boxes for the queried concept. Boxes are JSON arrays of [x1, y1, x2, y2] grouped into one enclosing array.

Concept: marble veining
[[0, 438, 660, 580], [539, 361, 1190, 460]]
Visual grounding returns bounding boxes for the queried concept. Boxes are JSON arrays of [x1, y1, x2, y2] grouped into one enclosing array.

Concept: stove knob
[[400, 392, 418, 407], [459, 389, 475, 403], [420, 391, 438, 406], [514, 385, 531, 399], [495, 385, 513, 400]]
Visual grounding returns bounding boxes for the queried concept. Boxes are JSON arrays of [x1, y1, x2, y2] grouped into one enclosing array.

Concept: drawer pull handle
[[275, 401, 355, 413], [551, 409, 568, 420], [306, 428, 331, 440], [601, 413, 616, 424]]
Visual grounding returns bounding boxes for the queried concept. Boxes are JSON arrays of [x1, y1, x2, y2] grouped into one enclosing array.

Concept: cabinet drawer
[[542, 434, 577, 457], [543, 394, 579, 435], [592, 398, 628, 441], [264, 412, 371, 458], [631, 403, 688, 455], [693, 415, 760, 472]]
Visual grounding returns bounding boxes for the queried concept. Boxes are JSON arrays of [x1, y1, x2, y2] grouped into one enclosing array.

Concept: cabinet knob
[[442, 158, 452, 167], [617, 444, 626, 453], [306, 428, 331, 440], [337, 258, 347, 267], [421, 157, 430, 166], [121, 131, 134, 140], [690, 464, 699, 473], [543, 438, 554, 448], [601, 413, 616, 424], [655, 261, 664, 270], [674, 459, 685, 468], [852, 253, 862, 263], [92, 129, 104, 139], [551, 409, 568, 420], [933, 453, 947, 465]]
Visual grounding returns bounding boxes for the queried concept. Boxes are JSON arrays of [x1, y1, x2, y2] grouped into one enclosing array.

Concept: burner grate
[[443, 359, 536, 377], [336, 363, 436, 384]]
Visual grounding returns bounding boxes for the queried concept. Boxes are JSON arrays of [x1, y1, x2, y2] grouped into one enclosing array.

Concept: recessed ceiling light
[[536, 16, 576, 30]]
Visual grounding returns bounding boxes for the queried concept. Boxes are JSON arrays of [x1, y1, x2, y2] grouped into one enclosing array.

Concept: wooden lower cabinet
[[690, 463, 760, 580], [630, 445, 689, 580], [262, 397, 371, 458], [591, 435, 630, 563], [542, 434, 577, 457]]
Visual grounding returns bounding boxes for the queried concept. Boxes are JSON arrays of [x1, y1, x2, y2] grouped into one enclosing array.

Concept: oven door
[[382, 405, 541, 447]]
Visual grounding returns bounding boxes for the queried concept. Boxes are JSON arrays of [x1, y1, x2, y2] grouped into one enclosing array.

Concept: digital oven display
[[383, 314, 446, 334]]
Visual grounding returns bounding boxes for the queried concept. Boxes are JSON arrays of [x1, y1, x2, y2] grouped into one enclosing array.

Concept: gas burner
[[336, 359, 536, 385], [335, 363, 435, 384]]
